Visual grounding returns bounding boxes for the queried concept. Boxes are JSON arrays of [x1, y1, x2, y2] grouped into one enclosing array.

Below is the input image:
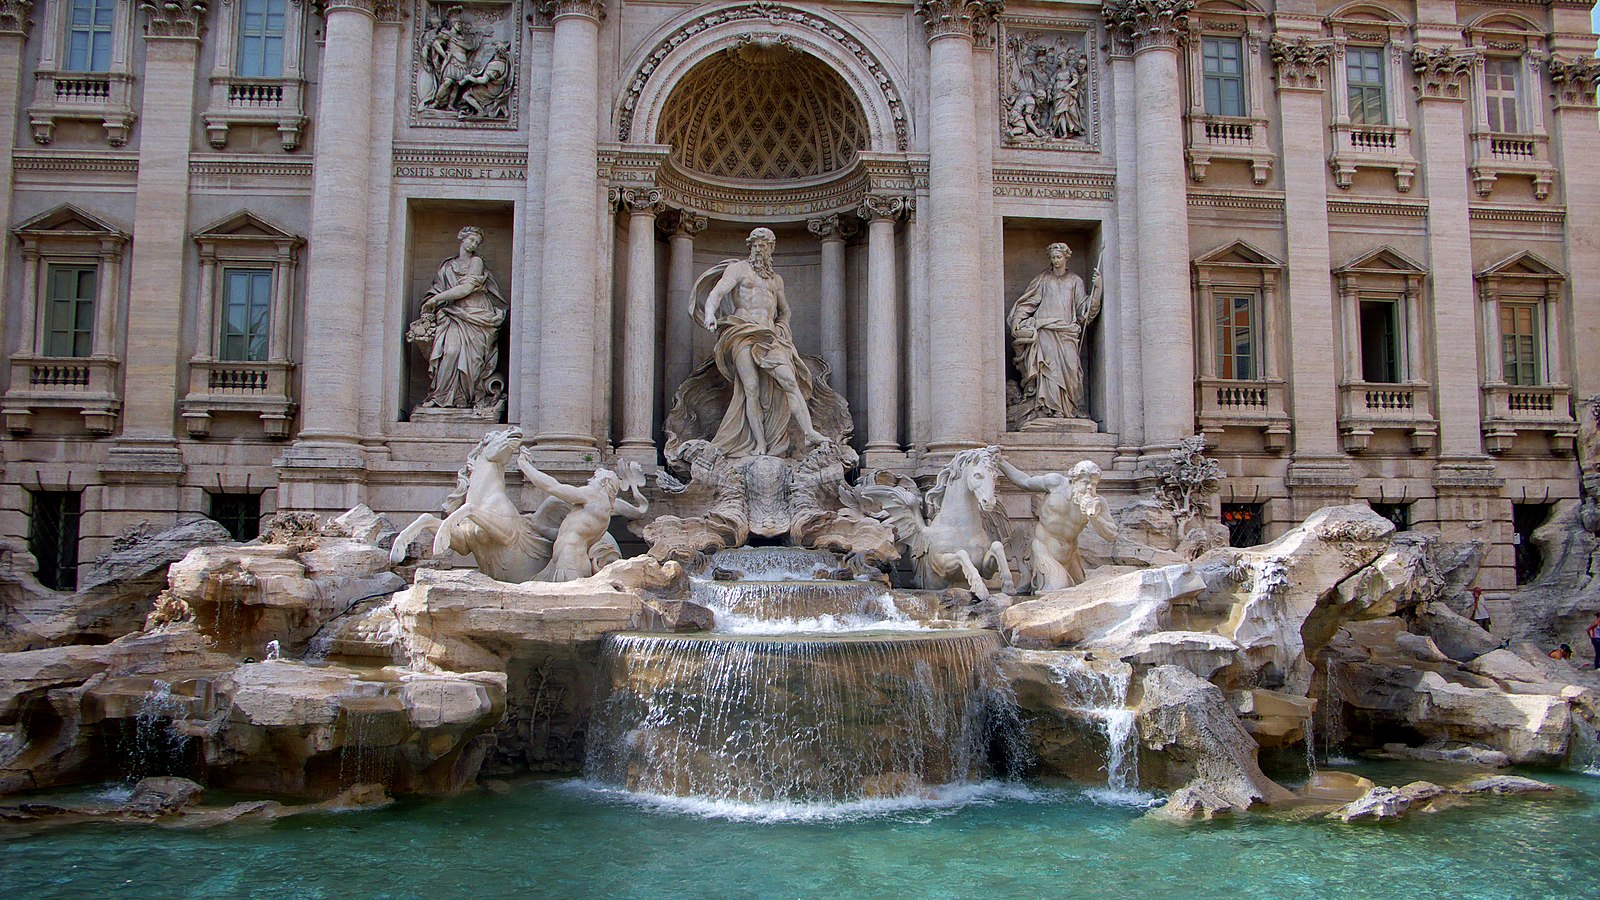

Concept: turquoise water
[[2, 765, 1594, 899]]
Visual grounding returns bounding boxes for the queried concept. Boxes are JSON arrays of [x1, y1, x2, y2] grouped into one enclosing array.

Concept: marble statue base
[[409, 399, 507, 424], [1020, 416, 1098, 434]]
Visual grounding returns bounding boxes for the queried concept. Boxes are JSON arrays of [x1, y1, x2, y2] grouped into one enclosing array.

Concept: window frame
[[1200, 35, 1247, 117], [235, 0, 289, 79], [201, 0, 311, 150], [1213, 289, 1261, 381], [1344, 45, 1389, 126], [218, 266, 275, 362]]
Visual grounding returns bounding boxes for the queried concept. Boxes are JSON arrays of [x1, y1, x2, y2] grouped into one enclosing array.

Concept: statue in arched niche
[[1008, 242, 1103, 425]]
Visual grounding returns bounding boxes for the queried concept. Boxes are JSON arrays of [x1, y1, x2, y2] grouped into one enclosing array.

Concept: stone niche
[[401, 201, 515, 421], [1001, 217, 1105, 432]]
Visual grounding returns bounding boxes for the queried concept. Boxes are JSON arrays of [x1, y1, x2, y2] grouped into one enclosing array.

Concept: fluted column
[[533, 0, 605, 453], [807, 214, 853, 392], [295, 0, 376, 446], [859, 195, 910, 458], [616, 187, 663, 461], [661, 209, 707, 413], [1106, 0, 1194, 449], [916, 0, 1003, 454]]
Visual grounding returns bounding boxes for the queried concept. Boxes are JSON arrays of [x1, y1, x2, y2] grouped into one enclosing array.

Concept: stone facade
[[0, 0, 1595, 597]]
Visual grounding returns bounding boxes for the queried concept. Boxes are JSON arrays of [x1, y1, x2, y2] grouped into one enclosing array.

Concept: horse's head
[[473, 426, 524, 466], [951, 446, 1002, 512]]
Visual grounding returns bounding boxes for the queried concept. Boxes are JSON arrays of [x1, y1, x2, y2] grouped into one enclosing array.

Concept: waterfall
[[701, 547, 841, 581], [336, 701, 396, 789], [689, 579, 886, 622], [1044, 656, 1140, 797], [1318, 659, 1352, 765], [1571, 713, 1600, 775], [118, 680, 184, 780], [586, 630, 1004, 803]]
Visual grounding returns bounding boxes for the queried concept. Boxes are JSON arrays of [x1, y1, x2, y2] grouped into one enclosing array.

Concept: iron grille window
[[1201, 37, 1246, 117], [67, 0, 115, 73], [1346, 47, 1388, 126], [1214, 292, 1258, 380], [209, 492, 262, 542], [220, 268, 273, 361], [1222, 503, 1264, 548], [1512, 503, 1551, 585], [237, 0, 288, 78], [1369, 502, 1410, 531], [43, 264, 97, 358], [1499, 300, 1541, 386], [28, 490, 82, 591]]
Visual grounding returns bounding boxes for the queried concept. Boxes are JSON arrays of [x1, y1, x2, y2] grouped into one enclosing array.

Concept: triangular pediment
[[1478, 250, 1563, 280], [15, 203, 127, 239], [1335, 245, 1426, 275], [192, 209, 300, 242], [1194, 240, 1283, 269]]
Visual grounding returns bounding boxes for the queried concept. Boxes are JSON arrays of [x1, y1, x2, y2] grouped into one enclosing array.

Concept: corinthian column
[[859, 195, 910, 459], [616, 187, 663, 462], [806, 214, 854, 392], [533, 0, 605, 453], [1105, 0, 1194, 449], [661, 209, 707, 414], [916, 0, 1003, 455], [295, 0, 377, 447]]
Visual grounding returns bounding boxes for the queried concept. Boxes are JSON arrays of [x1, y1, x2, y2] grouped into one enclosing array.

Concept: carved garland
[[617, 3, 908, 152], [1410, 46, 1480, 100]]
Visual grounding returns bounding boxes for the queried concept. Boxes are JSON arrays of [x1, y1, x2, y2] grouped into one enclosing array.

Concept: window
[[1499, 300, 1541, 386], [1214, 292, 1258, 380], [1347, 47, 1388, 125], [43, 264, 96, 358], [1483, 57, 1520, 134], [220, 268, 273, 362], [28, 490, 81, 591], [1369, 502, 1410, 531], [1358, 299, 1401, 383], [1222, 503, 1264, 548], [66, 0, 114, 73], [1511, 502, 1550, 585], [209, 492, 262, 542], [1201, 37, 1245, 117], [236, 0, 287, 78]]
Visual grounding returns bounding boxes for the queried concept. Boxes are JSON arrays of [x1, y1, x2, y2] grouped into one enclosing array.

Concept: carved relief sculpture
[[407, 226, 508, 420], [997, 455, 1117, 592], [413, 1, 518, 126], [1008, 242, 1104, 424], [1003, 31, 1091, 146]]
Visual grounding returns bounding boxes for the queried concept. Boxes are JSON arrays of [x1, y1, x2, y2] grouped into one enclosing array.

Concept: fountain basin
[[586, 629, 1005, 803]]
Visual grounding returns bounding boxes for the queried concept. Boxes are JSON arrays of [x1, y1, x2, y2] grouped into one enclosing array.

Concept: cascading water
[[118, 680, 186, 780], [1045, 656, 1141, 798], [585, 547, 1014, 806], [1570, 714, 1600, 775]]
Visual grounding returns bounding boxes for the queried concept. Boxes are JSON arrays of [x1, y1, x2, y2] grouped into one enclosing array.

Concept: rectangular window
[[1222, 503, 1264, 548], [1499, 301, 1541, 386], [43, 264, 96, 358], [208, 492, 262, 542], [66, 0, 115, 73], [1483, 57, 1520, 133], [1201, 37, 1246, 117], [1369, 502, 1410, 532], [236, 0, 288, 78], [1358, 298, 1401, 383], [1214, 292, 1258, 380], [1511, 502, 1551, 585], [1346, 47, 1388, 126], [220, 268, 273, 361], [28, 490, 82, 591]]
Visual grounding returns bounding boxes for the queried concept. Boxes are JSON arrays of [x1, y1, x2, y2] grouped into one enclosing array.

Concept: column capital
[[1102, 0, 1193, 55], [914, 0, 1003, 44], [1410, 46, 1479, 102], [807, 213, 859, 242], [0, 0, 32, 37], [314, 0, 399, 22], [538, 0, 605, 23], [610, 186, 663, 216], [1548, 54, 1600, 109], [857, 194, 912, 223], [139, 0, 208, 40], [659, 208, 708, 239], [1270, 37, 1332, 93]]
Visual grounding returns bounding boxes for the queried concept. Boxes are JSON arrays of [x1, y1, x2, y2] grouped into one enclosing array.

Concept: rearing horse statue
[[851, 446, 1016, 599]]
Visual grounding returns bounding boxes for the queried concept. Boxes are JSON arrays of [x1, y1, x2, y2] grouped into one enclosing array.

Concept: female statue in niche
[[408, 225, 507, 415], [1008, 242, 1103, 421]]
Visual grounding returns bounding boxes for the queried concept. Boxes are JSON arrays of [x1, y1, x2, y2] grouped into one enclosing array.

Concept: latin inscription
[[394, 165, 527, 180]]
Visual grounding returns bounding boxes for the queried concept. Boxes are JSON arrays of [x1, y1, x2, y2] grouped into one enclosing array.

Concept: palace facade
[[1, 0, 1596, 611]]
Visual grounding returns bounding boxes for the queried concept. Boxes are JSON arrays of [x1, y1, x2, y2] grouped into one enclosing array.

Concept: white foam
[[711, 593, 937, 634], [1080, 786, 1163, 809], [558, 779, 1060, 824]]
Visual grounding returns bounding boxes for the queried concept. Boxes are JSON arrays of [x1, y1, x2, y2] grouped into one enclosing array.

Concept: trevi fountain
[[0, 225, 1597, 897]]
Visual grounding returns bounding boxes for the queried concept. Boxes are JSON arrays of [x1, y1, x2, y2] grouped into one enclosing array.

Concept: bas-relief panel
[[998, 20, 1100, 154], [410, 0, 522, 130]]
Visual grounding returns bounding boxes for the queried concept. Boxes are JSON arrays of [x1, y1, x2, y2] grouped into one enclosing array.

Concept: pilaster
[[1548, 54, 1600, 402], [858, 194, 911, 461]]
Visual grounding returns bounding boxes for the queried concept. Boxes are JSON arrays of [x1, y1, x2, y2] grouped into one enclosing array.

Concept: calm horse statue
[[854, 446, 1016, 598], [390, 427, 551, 583]]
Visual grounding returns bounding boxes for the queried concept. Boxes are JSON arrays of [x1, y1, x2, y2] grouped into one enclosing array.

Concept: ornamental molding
[[395, 145, 528, 179], [1185, 191, 1284, 212], [140, 0, 208, 39], [998, 19, 1100, 153], [13, 152, 139, 175], [655, 157, 873, 221], [1411, 45, 1480, 100], [1270, 36, 1332, 91], [856, 194, 912, 222], [1326, 198, 1428, 218], [992, 166, 1115, 201], [1547, 54, 1600, 108], [0, 0, 31, 36], [1468, 205, 1565, 225], [914, 0, 1004, 43], [536, 0, 601, 21], [314, 0, 401, 22], [617, 3, 908, 153], [189, 157, 314, 178], [1102, 0, 1193, 54]]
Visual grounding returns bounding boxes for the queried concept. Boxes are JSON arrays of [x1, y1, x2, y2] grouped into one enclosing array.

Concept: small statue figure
[[997, 456, 1117, 592], [694, 227, 832, 458], [515, 450, 648, 582], [460, 41, 512, 119], [422, 6, 477, 112], [1009, 242, 1103, 421], [407, 226, 507, 417]]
